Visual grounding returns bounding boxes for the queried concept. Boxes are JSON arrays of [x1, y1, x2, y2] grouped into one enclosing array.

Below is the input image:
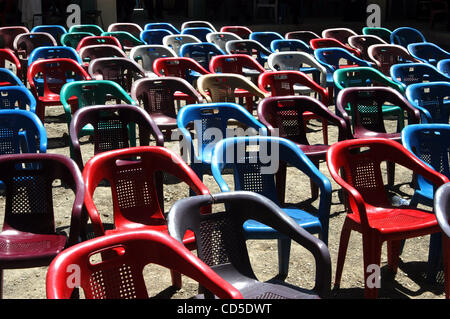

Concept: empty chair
[[68, 24, 104, 36], [153, 56, 210, 86], [209, 54, 266, 84], [168, 190, 332, 298], [310, 38, 361, 57], [0, 26, 29, 50], [225, 39, 272, 67], [0, 68, 24, 87], [31, 25, 67, 45], [101, 31, 143, 51], [390, 27, 426, 47], [206, 32, 242, 52], [180, 42, 225, 70], [129, 45, 176, 77], [46, 229, 242, 299], [0, 86, 36, 112], [406, 81, 450, 123], [249, 31, 284, 50], [390, 62, 450, 89], [162, 34, 201, 56], [348, 34, 387, 61], [438, 58, 450, 76], [28, 46, 83, 66], [60, 31, 94, 49], [220, 25, 252, 39], [270, 39, 312, 54], [407, 42, 450, 66], [107, 22, 143, 38], [140, 29, 173, 45], [368, 44, 423, 76], [181, 27, 214, 43], [327, 137, 448, 298], [78, 44, 128, 67], [285, 30, 320, 43], [144, 22, 180, 34], [181, 20, 217, 32], [0, 152, 85, 298], [322, 27, 358, 44], [87, 57, 145, 93], [75, 35, 122, 52], [0, 48, 21, 76], [362, 26, 392, 43]]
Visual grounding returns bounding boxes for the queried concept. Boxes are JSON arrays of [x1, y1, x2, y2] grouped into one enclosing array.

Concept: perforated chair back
[[390, 62, 450, 89], [368, 44, 422, 76], [0, 86, 36, 112], [0, 48, 21, 76], [406, 81, 450, 123]]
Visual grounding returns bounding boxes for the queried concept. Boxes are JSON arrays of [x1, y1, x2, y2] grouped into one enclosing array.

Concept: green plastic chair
[[101, 31, 144, 50], [61, 32, 95, 49], [333, 66, 406, 129], [362, 27, 392, 43], [60, 80, 138, 157], [68, 24, 104, 36]]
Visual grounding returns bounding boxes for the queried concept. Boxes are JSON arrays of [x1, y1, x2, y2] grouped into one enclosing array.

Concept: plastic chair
[[206, 32, 242, 52], [81, 146, 210, 288], [209, 135, 332, 278], [220, 26, 252, 39], [209, 54, 266, 84], [0, 152, 85, 298], [75, 36, 122, 52], [46, 229, 242, 299], [78, 44, 128, 68], [140, 29, 173, 45], [70, 104, 164, 170], [249, 31, 284, 50], [0, 68, 25, 87], [31, 25, 67, 45], [168, 190, 332, 298], [60, 32, 94, 49], [27, 58, 91, 123], [197, 73, 269, 112], [310, 38, 361, 57], [153, 56, 210, 86], [101, 31, 144, 51], [131, 76, 204, 136], [0, 49, 21, 77], [326, 137, 449, 298], [390, 27, 426, 47], [129, 45, 176, 77], [181, 20, 217, 32], [0, 86, 36, 112], [176, 102, 268, 185], [179, 42, 225, 70], [322, 27, 358, 44], [0, 26, 29, 50], [407, 42, 450, 66], [162, 34, 201, 56], [225, 39, 272, 67], [405, 81, 450, 124], [68, 24, 104, 36], [285, 31, 320, 44], [347, 34, 387, 61], [144, 22, 180, 35], [362, 26, 392, 43], [181, 27, 214, 43], [28, 46, 83, 66], [437, 58, 450, 76], [390, 62, 450, 90], [107, 22, 143, 39], [368, 44, 422, 76], [433, 182, 450, 299], [270, 39, 312, 54], [87, 57, 146, 94]]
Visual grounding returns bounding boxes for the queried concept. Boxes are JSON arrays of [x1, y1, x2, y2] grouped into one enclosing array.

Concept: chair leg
[[277, 237, 291, 279], [0, 268, 3, 299], [387, 240, 402, 274], [170, 270, 182, 289], [387, 161, 395, 186], [443, 235, 450, 299], [362, 234, 382, 299], [321, 120, 328, 145], [427, 232, 443, 282], [334, 218, 352, 288], [310, 159, 320, 200]]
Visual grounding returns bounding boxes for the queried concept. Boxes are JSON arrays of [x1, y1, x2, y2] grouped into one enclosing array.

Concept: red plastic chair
[[0, 48, 21, 77], [326, 137, 449, 298], [368, 44, 422, 76], [46, 229, 242, 299], [27, 58, 91, 123], [75, 36, 123, 52], [310, 38, 361, 58], [0, 153, 85, 298], [209, 54, 266, 84], [220, 26, 252, 39], [82, 146, 211, 288]]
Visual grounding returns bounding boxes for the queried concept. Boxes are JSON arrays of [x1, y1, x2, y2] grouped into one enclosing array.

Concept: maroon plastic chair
[[131, 76, 203, 138], [0, 153, 85, 298], [285, 31, 320, 44], [107, 22, 143, 39], [75, 36, 123, 52], [347, 34, 387, 61], [0, 48, 21, 77], [220, 26, 252, 39], [78, 44, 128, 70], [0, 26, 29, 50], [322, 28, 358, 45], [368, 44, 422, 76], [88, 57, 146, 94], [46, 229, 242, 299], [69, 104, 165, 170]]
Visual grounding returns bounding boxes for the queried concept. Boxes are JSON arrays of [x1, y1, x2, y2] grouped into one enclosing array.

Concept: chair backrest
[[249, 31, 284, 50], [76, 36, 122, 52], [0, 26, 29, 50], [270, 39, 312, 54], [310, 38, 361, 57], [162, 34, 201, 56], [0, 68, 24, 87], [13, 32, 57, 60], [220, 26, 252, 39], [285, 30, 320, 43], [322, 27, 358, 44], [407, 42, 450, 66], [181, 27, 214, 43], [368, 44, 422, 76], [140, 29, 174, 45], [68, 24, 104, 36], [209, 54, 266, 75], [206, 32, 242, 52], [225, 39, 272, 66], [79, 44, 128, 64], [61, 32, 94, 49], [107, 22, 143, 38], [46, 229, 242, 299], [153, 56, 210, 85], [390, 62, 450, 89], [347, 34, 387, 61], [0, 48, 21, 75], [31, 25, 67, 45], [390, 27, 426, 47], [180, 42, 225, 69], [314, 47, 371, 73], [437, 58, 450, 77], [129, 45, 176, 74], [406, 81, 450, 123], [145, 22, 180, 34], [181, 21, 217, 32], [0, 86, 36, 112], [28, 46, 83, 66], [101, 31, 144, 49], [88, 57, 145, 92], [362, 27, 392, 43]]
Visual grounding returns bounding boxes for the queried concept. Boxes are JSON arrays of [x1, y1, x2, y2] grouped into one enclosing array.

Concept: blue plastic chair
[[176, 102, 268, 186], [249, 31, 284, 50], [28, 46, 83, 66], [179, 42, 225, 70], [0, 68, 24, 87], [270, 39, 312, 54], [0, 86, 36, 113], [407, 42, 450, 66], [181, 27, 214, 43], [140, 29, 173, 45], [406, 82, 450, 123], [210, 135, 332, 277], [144, 22, 180, 34], [438, 58, 450, 77], [31, 25, 67, 45], [390, 62, 450, 90], [390, 27, 426, 47]]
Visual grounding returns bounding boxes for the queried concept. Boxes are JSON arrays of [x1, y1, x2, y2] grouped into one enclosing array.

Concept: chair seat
[[353, 130, 400, 140], [296, 143, 329, 160], [151, 113, 177, 129]]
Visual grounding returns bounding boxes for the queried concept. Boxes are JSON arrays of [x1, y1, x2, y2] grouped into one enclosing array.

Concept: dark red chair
[[347, 34, 387, 61], [310, 38, 361, 58], [0, 48, 21, 78], [219, 26, 252, 39], [327, 137, 449, 298], [0, 26, 29, 50], [27, 58, 91, 123], [322, 28, 358, 45], [75, 36, 123, 52], [78, 44, 128, 70], [0, 153, 85, 298], [153, 56, 210, 85], [82, 146, 211, 288], [368, 44, 422, 76], [46, 229, 242, 299], [209, 53, 266, 84]]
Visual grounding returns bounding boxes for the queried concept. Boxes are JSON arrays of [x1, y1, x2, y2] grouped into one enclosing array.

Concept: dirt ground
[[1, 99, 446, 300]]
